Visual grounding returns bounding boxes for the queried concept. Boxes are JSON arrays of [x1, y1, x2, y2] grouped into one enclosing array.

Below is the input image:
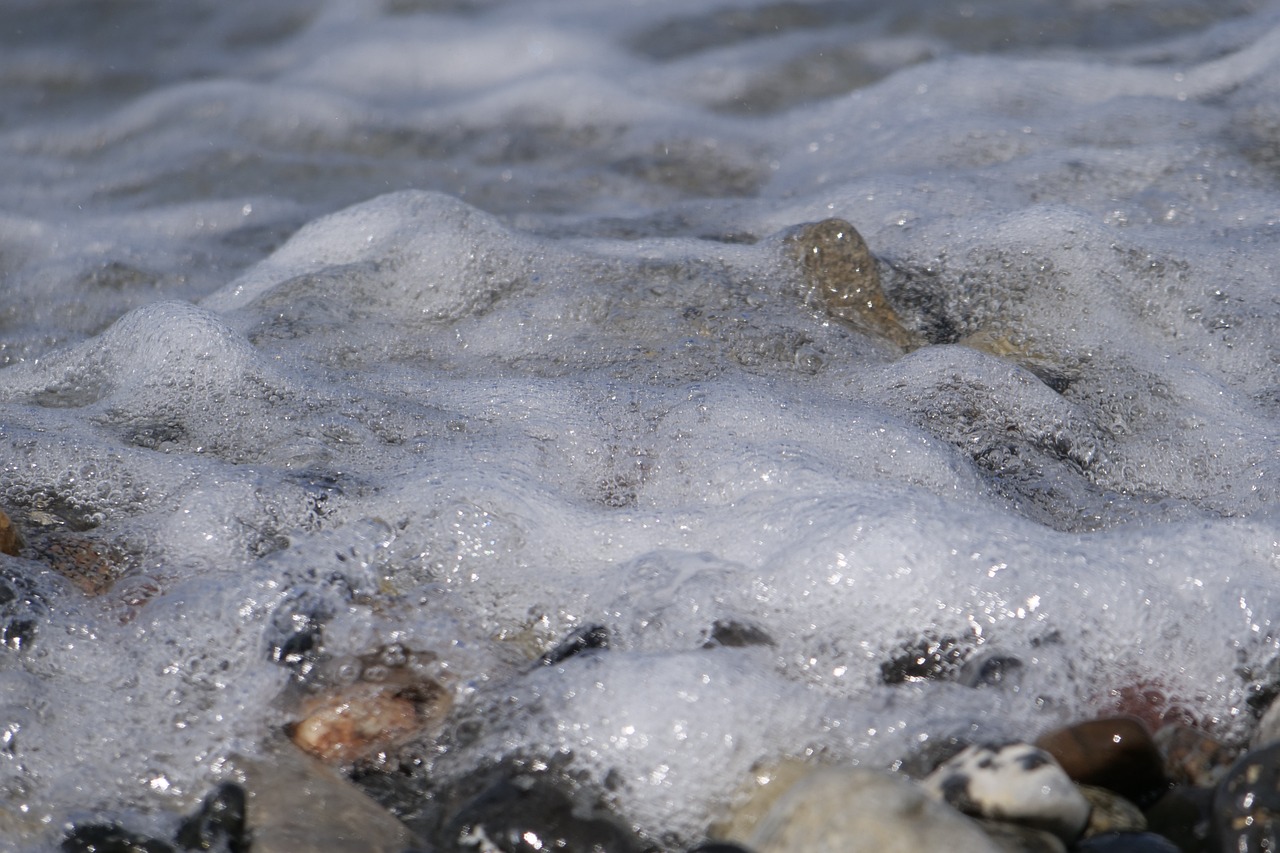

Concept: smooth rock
[[175, 782, 248, 852], [1079, 784, 1145, 836], [957, 649, 1025, 690], [976, 819, 1068, 853], [61, 824, 175, 853], [784, 218, 920, 350], [441, 771, 650, 853], [537, 623, 610, 666], [742, 766, 1003, 853], [237, 739, 423, 853], [1035, 716, 1168, 808], [289, 644, 451, 764], [1155, 725, 1238, 787], [1144, 784, 1213, 853], [710, 757, 814, 843], [1212, 741, 1280, 853], [923, 743, 1090, 843], [1075, 831, 1181, 852], [687, 845, 756, 853], [1253, 694, 1280, 749]]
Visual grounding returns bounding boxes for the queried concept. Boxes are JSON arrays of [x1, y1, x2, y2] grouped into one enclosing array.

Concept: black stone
[[62, 824, 175, 853], [539, 624, 610, 666], [175, 782, 248, 852], [441, 772, 650, 852], [1213, 741, 1280, 853], [702, 619, 774, 649], [879, 634, 967, 684], [1075, 831, 1181, 852], [265, 589, 334, 679], [957, 650, 1024, 689], [1145, 782, 1212, 853]]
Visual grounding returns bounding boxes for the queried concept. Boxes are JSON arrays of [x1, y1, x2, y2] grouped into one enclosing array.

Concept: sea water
[[2, 0, 1280, 848]]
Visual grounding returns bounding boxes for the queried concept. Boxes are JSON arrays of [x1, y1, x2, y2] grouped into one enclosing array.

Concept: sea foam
[[2, 0, 1280, 849]]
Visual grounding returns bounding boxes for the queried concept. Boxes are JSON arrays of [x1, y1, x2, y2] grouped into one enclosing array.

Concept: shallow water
[[2, 0, 1280, 848]]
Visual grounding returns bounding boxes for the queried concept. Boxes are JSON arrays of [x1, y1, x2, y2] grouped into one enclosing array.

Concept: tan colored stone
[[709, 756, 815, 842], [238, 740, 422, 853], [785, 219, 920, 350], [289, 645, 451, 765], [738, 766, 1003, 853], [1079, 784, 1146, 836]]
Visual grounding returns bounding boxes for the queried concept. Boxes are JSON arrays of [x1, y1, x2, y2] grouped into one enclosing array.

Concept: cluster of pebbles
[[50, 629, 1280, 852]]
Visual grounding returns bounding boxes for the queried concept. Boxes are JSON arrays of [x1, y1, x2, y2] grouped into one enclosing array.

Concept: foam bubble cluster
[[2, 0, 1280, 848]]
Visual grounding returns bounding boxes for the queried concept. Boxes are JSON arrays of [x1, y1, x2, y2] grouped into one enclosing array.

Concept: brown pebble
[[1155, 725, 1239, 788], [0, 509, 21, 557], [289, 646, 451, 765], [1035, 716, 1169, 808], [784, 219, 919, 350], [1079, 784, 1146, 836]]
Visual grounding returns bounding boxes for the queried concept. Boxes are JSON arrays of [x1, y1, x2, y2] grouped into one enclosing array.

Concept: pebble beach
[[4, 1, 1280, 850]]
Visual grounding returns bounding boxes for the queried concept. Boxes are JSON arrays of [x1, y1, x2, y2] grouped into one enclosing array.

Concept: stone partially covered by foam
[[3, 1, 1280, 850], [205, 190, 537, 324]]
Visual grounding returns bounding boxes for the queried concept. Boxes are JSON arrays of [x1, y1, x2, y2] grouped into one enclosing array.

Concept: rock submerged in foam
[[731, 766, 1004, 853], [783, 218, 920, 350]]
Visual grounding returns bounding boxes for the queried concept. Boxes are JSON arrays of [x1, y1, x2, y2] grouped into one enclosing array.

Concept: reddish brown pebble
[[0, 509, 21, 557], [292, 683, 422, 764], [1155, 725, 1239, 788], [1035, 716, 1169, 808]]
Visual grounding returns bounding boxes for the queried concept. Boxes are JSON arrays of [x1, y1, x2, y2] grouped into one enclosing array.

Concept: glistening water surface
[[2, 0, 1280, 848]]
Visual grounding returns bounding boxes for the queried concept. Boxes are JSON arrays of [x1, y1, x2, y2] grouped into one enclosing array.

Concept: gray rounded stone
[[745, 766, 1003, 853]]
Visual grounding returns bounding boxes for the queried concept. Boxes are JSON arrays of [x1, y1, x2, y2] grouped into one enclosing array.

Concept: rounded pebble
[[745, 766, 1004, 853], [1078, 784, 1145, 836], [923, 743, 1090, 843], [175, 782, 248, 852], [1143, 784, 1213, 853], [1155, 725, 1238, 788], [1074, 831, 1181, 852], [1212, 741, 1280, 853], [1035, 716, 1168, 808], [443, 772, 649, 853]]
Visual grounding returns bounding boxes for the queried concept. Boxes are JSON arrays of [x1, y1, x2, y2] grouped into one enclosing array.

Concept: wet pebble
[[1035, 716, 1169, 808], [175, 782, 249, 852], [975, 819, 1067, 853], [784, 218, 919, 350], [1143, 784, 1213, 853], [0, 508, 21, 557], [1253, 694, 1280, 748], [1074, 831, 1181, 852], [238, 739, 423, 853], [1078, 784, 1144, 836], [1155, 725, 1238, 787], [922, 742, 1090, 843], [741, 766, 1004, 853], [957, 649, 1025, 690], [1212, 741, 1280, 853], [61, 824, 174, 853], [537, 623, 610, 666], [441, 771, 651, 853], [288, 644, 451, 764]]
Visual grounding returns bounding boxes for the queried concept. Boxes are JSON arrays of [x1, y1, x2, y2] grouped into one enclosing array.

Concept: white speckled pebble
[[923, 743, 1091, 843], [746, 766, 1003, 853]]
